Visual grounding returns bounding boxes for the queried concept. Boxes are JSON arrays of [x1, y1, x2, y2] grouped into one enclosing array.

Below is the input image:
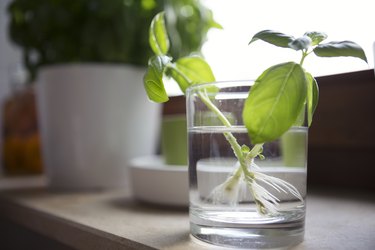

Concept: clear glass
[[186, 81, 307, 249]]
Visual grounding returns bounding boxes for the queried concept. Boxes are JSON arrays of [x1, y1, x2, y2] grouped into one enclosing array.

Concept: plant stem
[[196, 87, 303, 215], [168, 64, 257, 177], [299, 49, 312, 67], [299, 50, 308, 65], [197, 91, 257, 177], [197, 91, 232, 127]]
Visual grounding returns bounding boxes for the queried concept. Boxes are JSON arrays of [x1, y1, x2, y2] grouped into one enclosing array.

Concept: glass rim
[[186, 80, 255, 93]]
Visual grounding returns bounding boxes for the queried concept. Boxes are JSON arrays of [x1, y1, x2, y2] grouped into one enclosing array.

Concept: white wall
[[203, 0, 375, 80], [0, 0, 22, 172]]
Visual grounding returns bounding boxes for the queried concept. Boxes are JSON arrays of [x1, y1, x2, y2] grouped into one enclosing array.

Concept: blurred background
[[0, 0, 221, 179], [0, 0, 374, 187], [202, 0, 375, 80]]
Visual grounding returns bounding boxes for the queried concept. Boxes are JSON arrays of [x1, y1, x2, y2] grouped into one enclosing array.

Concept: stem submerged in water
[[197, 89, 303, 215]]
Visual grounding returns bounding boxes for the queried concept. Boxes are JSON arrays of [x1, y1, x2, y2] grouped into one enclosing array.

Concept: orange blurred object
[[2, 87, 43, 175]]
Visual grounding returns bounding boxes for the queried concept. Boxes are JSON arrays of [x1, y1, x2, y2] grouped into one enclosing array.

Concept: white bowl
[[129, 155, 188, 206]]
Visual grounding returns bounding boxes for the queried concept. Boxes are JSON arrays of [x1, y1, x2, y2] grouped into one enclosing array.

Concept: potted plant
[[6, 0, 219, 189], [143, 13, 367, 248]]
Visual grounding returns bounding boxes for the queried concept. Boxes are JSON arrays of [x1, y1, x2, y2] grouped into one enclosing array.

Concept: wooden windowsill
[[0, 178, 374, 250]]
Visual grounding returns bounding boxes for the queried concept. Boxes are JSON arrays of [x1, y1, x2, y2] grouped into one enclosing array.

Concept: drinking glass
[[186, 80, 307, 249]]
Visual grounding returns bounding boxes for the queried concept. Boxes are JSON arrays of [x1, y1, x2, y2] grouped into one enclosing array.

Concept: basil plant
[[144, 13, 367, 215]]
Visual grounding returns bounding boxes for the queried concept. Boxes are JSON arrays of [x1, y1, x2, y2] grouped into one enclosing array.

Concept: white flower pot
[[36, 64, 160, 189]]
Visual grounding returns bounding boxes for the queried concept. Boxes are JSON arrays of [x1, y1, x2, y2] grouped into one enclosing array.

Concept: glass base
[[190, 221, 304, 249]]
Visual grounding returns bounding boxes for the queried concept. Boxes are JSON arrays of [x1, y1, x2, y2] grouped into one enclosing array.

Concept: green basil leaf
[[243, 62, 307, 144], [249, 30, 295, 48], [149, 12, 170, 56], [143, 55, 171, 103], [167, 56, 215, 93], [293, 107, 306, 127], [289, 36, 312, 51], [313, 41, 368, 62], [304, 31, 327, 46], [207, 9, 223, 30], [166, 66, 190, 94], [305, 72, 319, 126]]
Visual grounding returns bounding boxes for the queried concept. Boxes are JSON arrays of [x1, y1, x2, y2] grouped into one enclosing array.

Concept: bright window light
[[202, 0, 374, 80]]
